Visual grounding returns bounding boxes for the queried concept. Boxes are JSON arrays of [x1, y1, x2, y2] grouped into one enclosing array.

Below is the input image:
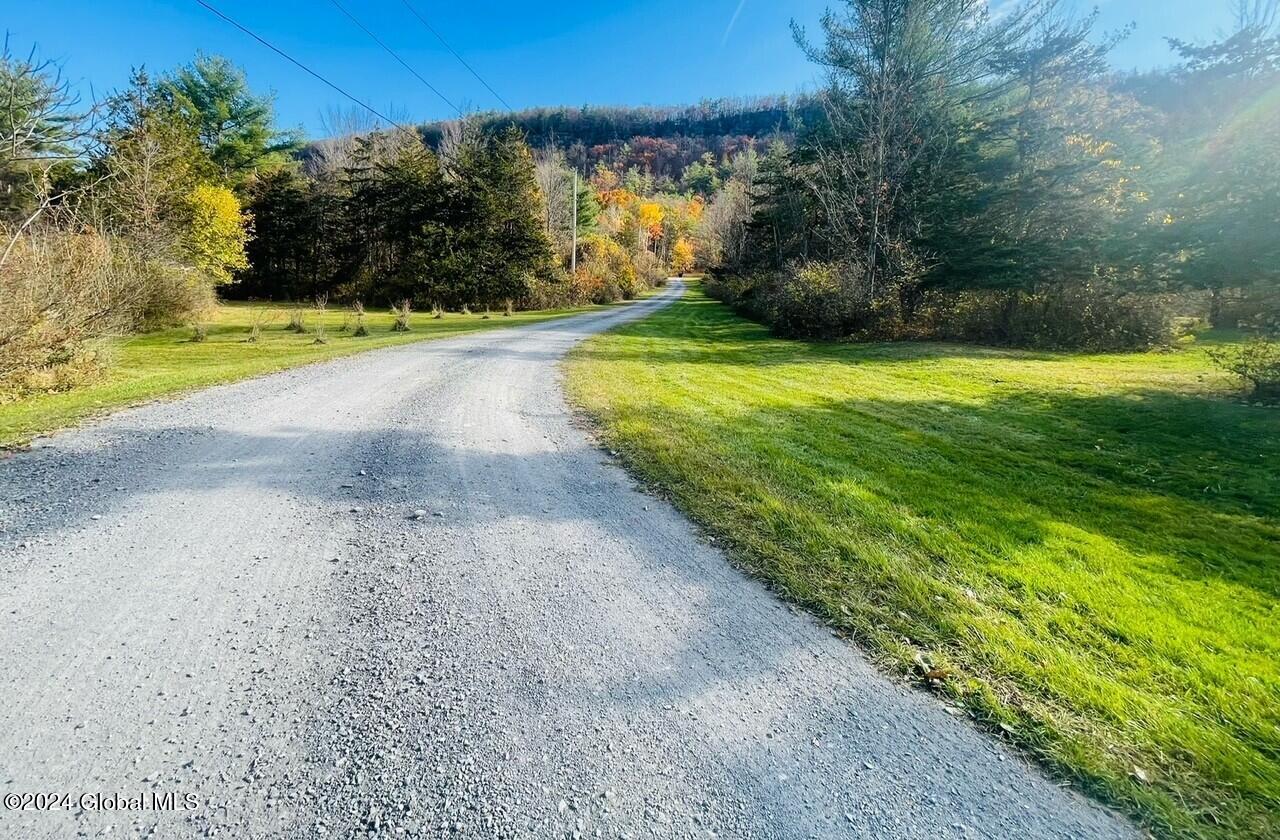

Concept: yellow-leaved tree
[[184, 183, 250, 285], [637, 202, 665, 248], [671, 237, 696, 274], [575, 233, 640, 303]]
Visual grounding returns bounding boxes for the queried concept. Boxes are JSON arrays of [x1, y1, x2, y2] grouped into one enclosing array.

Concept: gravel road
[[0, 281, 1133, 838]]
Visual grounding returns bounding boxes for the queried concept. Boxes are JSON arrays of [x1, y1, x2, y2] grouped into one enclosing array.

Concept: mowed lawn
[[565, 286, 1280, 839], [0, 300, 606, 448]]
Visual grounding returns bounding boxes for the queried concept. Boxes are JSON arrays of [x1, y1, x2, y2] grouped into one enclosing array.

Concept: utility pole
[[571, 171, 578, 275]]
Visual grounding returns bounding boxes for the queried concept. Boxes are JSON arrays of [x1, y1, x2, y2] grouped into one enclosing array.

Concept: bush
[[1211, 285, 1280, 332], [1, 228, 160, 398], [312, 293, 329, 344], [524, 272, 573, 310], [704, 272, 760, 309], [1210, 338, 1280, 402], [630, 249, 667, 291], [575, 235, 639, 304], [709, 262, 878, 339], [247, 307, 276, 343], [916, 285, 1175, 351], [756, 262, 874, 339], [709, 266, 1176, 351], [348, 300, 367, 337], [391, 299, 412, 332]]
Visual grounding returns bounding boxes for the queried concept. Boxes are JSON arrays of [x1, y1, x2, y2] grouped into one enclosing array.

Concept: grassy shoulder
[[0, 300, 610, 448], [564, 284, 1280, 839]]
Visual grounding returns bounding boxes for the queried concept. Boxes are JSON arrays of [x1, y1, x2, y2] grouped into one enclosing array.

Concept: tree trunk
[[1208, 285, 1225, 328]]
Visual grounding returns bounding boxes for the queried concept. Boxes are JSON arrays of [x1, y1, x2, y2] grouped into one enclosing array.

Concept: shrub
[[709, 266, 1174, 351], [756, 262, 873, 339], [569, 267, 606, 304], [391, 299, 412, 331], [1, 345, 104, 399], [710, 262, 878, 339], [704, 272, 761, 310], [132, 259, 218, 330], [1212, 285, 1280, 332], [916, 285, 1175, 351], [574, 234, 640, 304], [1, 229, 144, 398], [352, 300, 369, 337], [312, 293, 329, 344], [190, 322, 208, 343], [1210, 338, 1280, 402], [247, 307, 276, 343], [524, 273, 573, 310], [630, 249, 667, 292], [286, 307, 306, 333]]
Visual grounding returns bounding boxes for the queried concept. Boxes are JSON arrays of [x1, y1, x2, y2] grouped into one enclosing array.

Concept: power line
[[327, 0, 461, 116], [398, 0, 513, 112], [194, 0, 409, 131]]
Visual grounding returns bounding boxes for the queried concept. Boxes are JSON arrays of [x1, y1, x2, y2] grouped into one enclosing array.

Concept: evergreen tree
[[241, 168, 331, 299], [1147, 9, 1280, 323], [157, 54, 301, 186], [575, 176, 600, 236], [448, 127, 557, 307], [745, 141, 814, 268], [918, 10, 1151, 295], [680, 153, 721, 197]]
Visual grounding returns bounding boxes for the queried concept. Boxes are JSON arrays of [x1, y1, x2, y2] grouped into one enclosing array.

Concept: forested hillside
[[419, 96, 818, 186]]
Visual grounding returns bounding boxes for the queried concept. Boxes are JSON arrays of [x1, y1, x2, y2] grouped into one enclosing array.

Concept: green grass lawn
[[0, 300, 608, 447], [565, 284, 1280, 839]]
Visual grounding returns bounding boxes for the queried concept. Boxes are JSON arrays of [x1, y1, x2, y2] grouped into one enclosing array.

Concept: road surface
[[0, 282, 1132, 838]]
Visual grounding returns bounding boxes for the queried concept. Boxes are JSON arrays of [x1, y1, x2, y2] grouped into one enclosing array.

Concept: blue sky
[[6, 1, 1235, 138]]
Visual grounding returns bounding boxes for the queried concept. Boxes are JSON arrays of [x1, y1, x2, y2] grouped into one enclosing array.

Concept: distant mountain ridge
[[419, 95, 818, 184]]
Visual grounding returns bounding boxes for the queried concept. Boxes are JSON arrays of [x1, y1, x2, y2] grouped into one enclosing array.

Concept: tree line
[[5, 1, 1277, 400], [237, 122, 556, 309], [0, 49, 676, 399], [700, 0, 1279, 371], [420, 96, 816, 156]]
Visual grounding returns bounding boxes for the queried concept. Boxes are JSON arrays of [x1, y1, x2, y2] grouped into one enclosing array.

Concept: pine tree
[[448, 127, 556, 308], [156, 54, 301, 186]]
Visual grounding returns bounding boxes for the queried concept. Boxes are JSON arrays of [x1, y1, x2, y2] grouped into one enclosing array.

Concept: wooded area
[[704, 2, 1278, 375], [2, 0, 1278, 402]]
